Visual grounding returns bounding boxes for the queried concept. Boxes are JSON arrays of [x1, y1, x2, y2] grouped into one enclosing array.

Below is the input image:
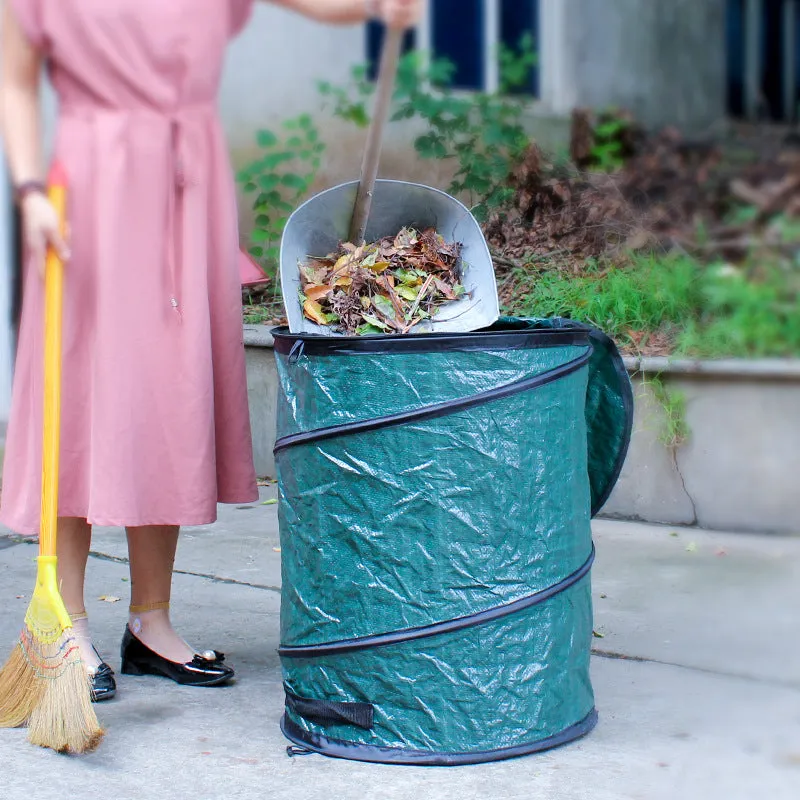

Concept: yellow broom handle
[[39, 174, 67, 559]]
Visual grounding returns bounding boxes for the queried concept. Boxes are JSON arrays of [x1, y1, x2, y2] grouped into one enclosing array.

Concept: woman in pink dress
[[1, 0, 420, 700]]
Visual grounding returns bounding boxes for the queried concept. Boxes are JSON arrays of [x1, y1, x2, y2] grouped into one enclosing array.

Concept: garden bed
[[243, 116, 799, 359]]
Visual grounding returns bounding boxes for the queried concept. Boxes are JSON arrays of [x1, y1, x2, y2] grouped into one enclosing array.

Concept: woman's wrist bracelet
[[14, 180, 47, 205]]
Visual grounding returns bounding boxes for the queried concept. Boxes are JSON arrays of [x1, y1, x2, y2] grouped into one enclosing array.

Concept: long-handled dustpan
[[280, 28, 499, 336]]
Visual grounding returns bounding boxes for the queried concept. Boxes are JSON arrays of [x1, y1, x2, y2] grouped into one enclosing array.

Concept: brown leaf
[[332, 253, 359, 277], [433, 277, 457, 300], [303, 299, 328, 326], [305, 284, 333, 302]]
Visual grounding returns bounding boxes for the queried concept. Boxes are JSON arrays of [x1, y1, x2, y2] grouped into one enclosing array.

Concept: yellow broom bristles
[[0, 644, 45, 729], [0, 558, 104, 753]]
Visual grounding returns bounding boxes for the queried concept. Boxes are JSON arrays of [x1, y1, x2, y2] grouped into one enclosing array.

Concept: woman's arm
[[266, 0, 422, 28], [1, 3, 68, 270], [1, 2, 44, 184]]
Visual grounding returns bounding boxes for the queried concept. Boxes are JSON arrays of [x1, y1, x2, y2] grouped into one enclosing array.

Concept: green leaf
[[281, 174, 307, 190], [261, 152, 295, 170], [396, 285, 419, 302], [248, 246, 264, 258], [258, 174, 280, 191], [360, 314, 390, 330], [361, 249, 378, 267], [356, 323, 386, 336], [255, 214, 271, 227], [373, 295, 396, 320], [252, 229, 271, 243], [256, 129, 279, 148]]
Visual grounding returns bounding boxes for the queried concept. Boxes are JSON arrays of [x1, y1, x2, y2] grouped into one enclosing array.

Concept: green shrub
[[512, 254, 800, 358]]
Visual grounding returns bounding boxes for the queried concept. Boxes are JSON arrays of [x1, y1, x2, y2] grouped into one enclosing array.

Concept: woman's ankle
[[128, 604, 195, 664], [69, 612, 104, 672]]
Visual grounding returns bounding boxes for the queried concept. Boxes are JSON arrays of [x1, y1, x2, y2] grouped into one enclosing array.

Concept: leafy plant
[[319, 34, 537, 220], [648, 376, 690, 448], [511, 252, 800, 358], [236, 114, 325, 270], [590, 112, 630, 173]]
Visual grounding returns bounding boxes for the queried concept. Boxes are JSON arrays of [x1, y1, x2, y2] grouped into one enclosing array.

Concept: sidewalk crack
[[672, 447, 698, 525], [88, 549, 282, 594], [592, 648, 800, 692]]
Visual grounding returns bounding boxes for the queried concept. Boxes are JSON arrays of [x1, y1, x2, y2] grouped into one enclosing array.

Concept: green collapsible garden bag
[[272, 318, 633, 765]]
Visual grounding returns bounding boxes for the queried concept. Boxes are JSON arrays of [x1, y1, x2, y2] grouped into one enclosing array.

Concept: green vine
[[236, 114, 326, 271]]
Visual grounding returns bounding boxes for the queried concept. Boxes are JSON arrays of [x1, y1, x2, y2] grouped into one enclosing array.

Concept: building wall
[[539, 0, 728, 133]]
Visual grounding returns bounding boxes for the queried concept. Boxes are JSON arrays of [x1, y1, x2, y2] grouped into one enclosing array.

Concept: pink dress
[[1, 0, 259, 534]]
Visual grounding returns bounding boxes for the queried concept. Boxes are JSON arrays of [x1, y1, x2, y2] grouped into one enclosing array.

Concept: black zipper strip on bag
[[284, 687, 374, 731], [279, 545, 595, 659], [274, 348, 592, 454]]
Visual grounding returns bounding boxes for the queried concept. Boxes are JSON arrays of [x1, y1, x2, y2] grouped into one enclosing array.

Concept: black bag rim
[[271, 323, 591, 358], [280, 708, 598, 766]]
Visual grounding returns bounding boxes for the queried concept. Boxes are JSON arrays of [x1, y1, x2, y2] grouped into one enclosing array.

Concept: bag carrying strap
[[284, 687, 374, 731]]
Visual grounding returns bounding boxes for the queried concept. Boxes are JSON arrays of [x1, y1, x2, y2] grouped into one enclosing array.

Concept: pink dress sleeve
[[230, 0, 255, 37], [9, 0, 46, 50]]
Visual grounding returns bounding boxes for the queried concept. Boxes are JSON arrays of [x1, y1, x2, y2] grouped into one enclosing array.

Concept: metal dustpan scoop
[[280, 29, 499, 336]]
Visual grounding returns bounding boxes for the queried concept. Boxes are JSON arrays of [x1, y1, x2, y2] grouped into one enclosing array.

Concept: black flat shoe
[[120, 625, 235, 687], [90, 662, 117, 703]]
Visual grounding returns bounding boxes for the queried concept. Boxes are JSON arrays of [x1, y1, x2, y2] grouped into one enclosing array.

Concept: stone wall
[[539, 0, 728, 133]]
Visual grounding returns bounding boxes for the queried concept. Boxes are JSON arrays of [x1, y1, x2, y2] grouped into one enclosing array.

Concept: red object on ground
[[239, 249, 268, 287]]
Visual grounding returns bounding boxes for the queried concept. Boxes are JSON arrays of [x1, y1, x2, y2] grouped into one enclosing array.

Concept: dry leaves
[[486, 117, 800, 276], [299, 227, 466, 335]]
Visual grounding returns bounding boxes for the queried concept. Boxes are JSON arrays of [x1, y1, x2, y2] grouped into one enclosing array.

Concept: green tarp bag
[[273, 318, 633, 765]]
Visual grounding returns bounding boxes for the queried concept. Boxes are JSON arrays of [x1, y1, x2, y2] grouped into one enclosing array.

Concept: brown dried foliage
[[299, 227, 465, 335]]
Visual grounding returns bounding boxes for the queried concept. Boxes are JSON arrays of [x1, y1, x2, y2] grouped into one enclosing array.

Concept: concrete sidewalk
[[1, 494, 798, 799]]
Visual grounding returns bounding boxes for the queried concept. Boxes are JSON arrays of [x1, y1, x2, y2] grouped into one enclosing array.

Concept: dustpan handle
[[348, 26, 404, 244]]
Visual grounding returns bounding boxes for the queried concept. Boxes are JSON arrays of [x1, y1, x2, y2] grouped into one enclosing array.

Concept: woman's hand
[[21, 192, 70, 278], [373, 0, 423, 29]]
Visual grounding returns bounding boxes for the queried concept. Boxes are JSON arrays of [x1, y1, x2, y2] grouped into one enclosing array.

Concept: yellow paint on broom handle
[[39, 182, 66, 559]]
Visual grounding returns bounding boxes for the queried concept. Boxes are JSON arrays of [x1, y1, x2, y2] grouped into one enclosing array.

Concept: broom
[[0, 162, 103, 753]]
